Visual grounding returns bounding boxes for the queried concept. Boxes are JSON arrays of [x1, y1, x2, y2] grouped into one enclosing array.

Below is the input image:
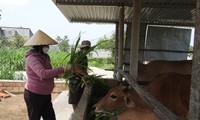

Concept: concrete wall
[[0, 80, 67, 93], [0, 26, 33, 39], [90, 49, 112, 58]]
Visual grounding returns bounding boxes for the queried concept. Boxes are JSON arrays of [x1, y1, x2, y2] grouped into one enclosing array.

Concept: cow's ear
[[122, 86, 129, 92], [124, 95, 135, 108]]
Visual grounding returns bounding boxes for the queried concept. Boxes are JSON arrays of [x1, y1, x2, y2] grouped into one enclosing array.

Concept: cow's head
[[95, 84, 135, 113]]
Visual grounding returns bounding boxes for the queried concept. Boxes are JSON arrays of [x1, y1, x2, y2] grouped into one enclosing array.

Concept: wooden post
[[117, 6, 124, 80], [188, 0, 200, 119], [114, 23, 119, 79], [130, 0, 141, 80]]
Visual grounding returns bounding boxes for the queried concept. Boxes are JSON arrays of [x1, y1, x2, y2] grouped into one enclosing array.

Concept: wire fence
[[0, 34, 114, 80], [0, 34, 69, 80], [0, 34, 28, 80]]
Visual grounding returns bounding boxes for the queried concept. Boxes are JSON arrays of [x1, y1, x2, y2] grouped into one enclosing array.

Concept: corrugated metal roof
[[52, 0, 196, 26]]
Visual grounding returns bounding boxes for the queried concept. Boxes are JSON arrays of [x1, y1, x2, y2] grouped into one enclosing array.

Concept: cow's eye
[[110, 95, 117, 99]]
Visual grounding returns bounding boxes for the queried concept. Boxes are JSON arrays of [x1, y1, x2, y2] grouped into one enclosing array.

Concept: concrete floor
[[53, 91, 73, 120], [52, 68, 114, 120]]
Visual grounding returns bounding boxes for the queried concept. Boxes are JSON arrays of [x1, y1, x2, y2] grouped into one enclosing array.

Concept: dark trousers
[[68, 76, 85, 104], [24, 89, 56, 120]]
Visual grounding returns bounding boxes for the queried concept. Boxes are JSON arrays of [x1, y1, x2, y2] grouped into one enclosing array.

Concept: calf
[[95, 72, 191, 120]]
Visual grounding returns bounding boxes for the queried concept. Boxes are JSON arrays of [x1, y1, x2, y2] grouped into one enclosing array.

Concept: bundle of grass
[[95, 111, 117, 120], [63, 33, 99, 85]]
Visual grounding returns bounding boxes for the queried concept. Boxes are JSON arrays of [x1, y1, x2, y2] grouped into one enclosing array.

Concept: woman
[[23, 30, 70, 120]]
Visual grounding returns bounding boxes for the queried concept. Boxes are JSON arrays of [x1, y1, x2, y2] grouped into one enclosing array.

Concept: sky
[[0, 0, 115, 45]]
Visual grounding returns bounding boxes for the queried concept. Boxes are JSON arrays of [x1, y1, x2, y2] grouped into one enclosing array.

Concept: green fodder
[[0, 48, 26, 79]]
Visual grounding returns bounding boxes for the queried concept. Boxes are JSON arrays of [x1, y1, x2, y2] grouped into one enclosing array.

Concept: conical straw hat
[[23, 30, 58, 46]]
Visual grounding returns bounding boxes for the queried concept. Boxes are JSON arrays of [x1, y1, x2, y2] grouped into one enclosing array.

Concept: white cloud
[[0, 0, 29, 6]]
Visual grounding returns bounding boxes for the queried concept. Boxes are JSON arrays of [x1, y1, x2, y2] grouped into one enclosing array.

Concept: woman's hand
[[56, 64, 72, 78], [64, 64, 72, 73], [57, 73, 65, 78]]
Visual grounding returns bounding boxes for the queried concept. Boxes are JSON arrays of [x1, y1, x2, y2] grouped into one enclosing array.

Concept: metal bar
[[123, 48, 193, 53], [114, 23, 119, 79], [139, 49, 193, 53], [55, 0, 195, 9], [117, 6, 124, 80]]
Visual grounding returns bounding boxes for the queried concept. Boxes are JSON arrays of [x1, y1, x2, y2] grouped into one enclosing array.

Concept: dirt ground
[[0, 93, 59, 120]]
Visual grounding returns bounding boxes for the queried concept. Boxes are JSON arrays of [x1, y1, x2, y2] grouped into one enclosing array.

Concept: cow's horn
[[122, 86, 129, 92], [128, 85, 132, 90]]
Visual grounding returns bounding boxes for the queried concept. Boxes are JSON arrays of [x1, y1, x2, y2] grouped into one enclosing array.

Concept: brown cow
[[137, 60, 192, 82], [95, 72, 191, 120]]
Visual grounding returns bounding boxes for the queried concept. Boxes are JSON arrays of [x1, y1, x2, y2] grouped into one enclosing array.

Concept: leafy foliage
[[0, 36, 9, 48], [0, 34, 27, 48], [96, 35, 115, 52], [89, 58, 114, 70], [0, 33, 114, 80], [56, 35, 70, 52], [0, 48, 26, 79], [95, 34, 115, 67], [11, 34, 27, 48], [95, 111, 117, 120], [49, 51, 70, 67], [63, 33, 100, 79]]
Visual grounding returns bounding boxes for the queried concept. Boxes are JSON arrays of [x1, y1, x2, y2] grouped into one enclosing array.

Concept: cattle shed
[[52, 0, 200, 120]]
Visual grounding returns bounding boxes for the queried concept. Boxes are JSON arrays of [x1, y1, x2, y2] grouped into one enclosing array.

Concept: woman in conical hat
[[23, 30, 71, 120]]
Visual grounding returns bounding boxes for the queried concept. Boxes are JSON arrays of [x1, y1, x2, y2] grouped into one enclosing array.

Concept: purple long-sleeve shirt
[[25, 50, 64, 95]]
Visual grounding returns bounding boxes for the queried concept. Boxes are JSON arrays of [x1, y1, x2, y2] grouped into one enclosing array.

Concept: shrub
[[0, 47, 26, 79]]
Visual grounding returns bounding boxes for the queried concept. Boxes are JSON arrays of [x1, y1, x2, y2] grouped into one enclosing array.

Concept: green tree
[[0, 36, 9, 48], [0, 34, 27, 48], [96, 34, 115, 66], [96, 35, 115, 51], [56, 35, 69, 52], [10, 34, 27, 48], [96, 34, 115, 57]]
